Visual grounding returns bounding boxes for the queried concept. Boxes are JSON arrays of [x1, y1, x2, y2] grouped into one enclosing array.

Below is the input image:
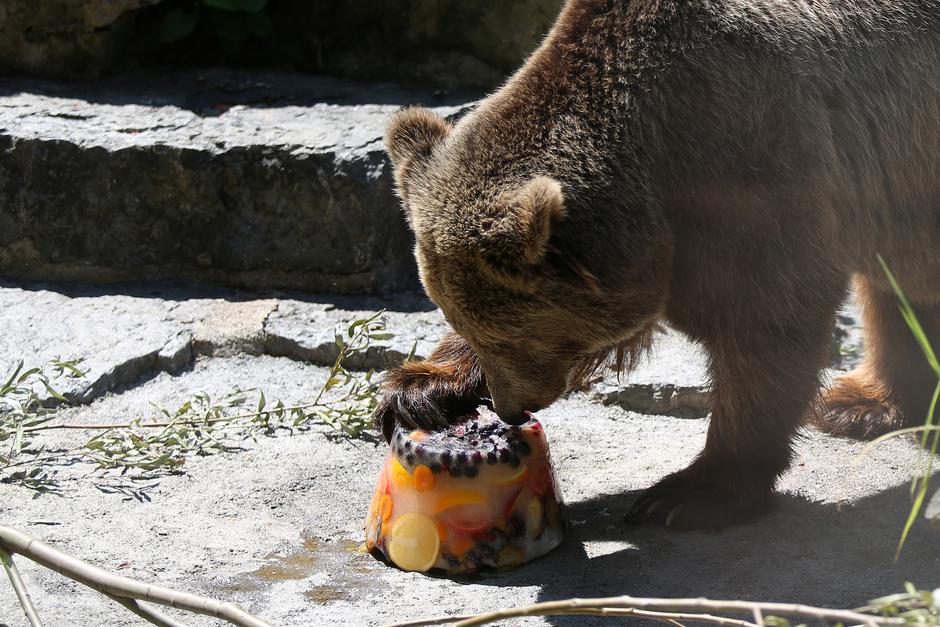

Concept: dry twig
[[0, 545, 43, 627], [0, 525, 272, 627], [386, 594, 907, 627]]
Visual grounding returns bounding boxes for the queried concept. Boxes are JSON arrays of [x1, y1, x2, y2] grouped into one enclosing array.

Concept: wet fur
[[377, 0, 940, 530]]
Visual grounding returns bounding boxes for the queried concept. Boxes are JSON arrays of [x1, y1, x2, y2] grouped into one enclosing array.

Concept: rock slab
[[0, 70, 473, 294]]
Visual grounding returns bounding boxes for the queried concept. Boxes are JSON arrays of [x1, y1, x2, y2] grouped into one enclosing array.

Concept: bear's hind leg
[[817, 276, 940, 439]]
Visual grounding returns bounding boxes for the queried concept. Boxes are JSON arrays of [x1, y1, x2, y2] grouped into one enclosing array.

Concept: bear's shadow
[[456, 481, 940, 626]]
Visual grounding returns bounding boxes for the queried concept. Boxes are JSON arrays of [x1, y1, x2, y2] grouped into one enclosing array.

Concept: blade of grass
[[877, 256, 940, 377], [877, 255, 940, 557]]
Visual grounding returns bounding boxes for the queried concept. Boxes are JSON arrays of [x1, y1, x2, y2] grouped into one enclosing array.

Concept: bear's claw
[[375, 390, 459, 442], [626, 461, 774, 530]]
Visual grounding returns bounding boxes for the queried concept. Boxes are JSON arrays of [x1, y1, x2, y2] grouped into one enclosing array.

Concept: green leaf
[[369, 333, 394, 341], [15, 367, 42, 384], [257, 392, 266, 413], [41, 381, 68, 403], [2, 361, 24, 393], [159, 7, 199, 43]]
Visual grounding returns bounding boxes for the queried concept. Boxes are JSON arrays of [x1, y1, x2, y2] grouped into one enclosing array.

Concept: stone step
[[0, 68, 474, 294], [0, 280, 864, 418]]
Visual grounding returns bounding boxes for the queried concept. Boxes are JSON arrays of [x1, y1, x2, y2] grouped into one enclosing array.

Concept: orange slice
[[413, 465, 435, 492], [390, 458, 413, 490], [435, 520, 449, 543], [433, 489, 487, 514], [380, 494, 393, 522], [387, 513, 440, 572], [448, 534, 475, 556]]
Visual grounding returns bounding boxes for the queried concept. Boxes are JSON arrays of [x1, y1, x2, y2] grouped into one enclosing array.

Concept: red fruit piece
[[438, 503, 492, 535]]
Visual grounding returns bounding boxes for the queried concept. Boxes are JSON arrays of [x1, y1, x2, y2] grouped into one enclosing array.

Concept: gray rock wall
[[0, 0, 162, 79], [1, 0, 564, 89], [0, 71, 472, 293]]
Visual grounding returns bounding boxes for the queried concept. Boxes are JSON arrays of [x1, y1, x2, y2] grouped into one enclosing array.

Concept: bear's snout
[[491, 394, 544, 426]]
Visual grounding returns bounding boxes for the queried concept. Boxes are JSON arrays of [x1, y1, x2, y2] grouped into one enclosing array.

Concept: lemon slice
[[495, 465, 529, 486], [387, 513, 440, 572], [526, 497, 544, 538]]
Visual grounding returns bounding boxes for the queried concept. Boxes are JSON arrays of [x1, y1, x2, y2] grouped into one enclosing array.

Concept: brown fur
[[375, 0, 940, 529]]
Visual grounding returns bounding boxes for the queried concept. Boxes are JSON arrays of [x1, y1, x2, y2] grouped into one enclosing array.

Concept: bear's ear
[[385, 107, 451, 171], [479, 176, 565, 275]]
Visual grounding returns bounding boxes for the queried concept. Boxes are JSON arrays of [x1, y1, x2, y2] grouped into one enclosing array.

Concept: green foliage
[[0, 359, 85, 491], [877, 255, 940, 557], [159, 0, 273, 44], [0, 312, 391, 491], [865, 582, 940, 623]]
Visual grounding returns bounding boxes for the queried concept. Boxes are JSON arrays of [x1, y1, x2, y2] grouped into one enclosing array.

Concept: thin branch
[[1, 452, 84, 469], [23, 402, 323, 433], [385, 614, 476, 627], [392, 595, 906, 627], [0, 545, 44, 627], [389, 607, 761, 627], [0, 525, 272, 627], [105, 592, 191, 627], [529, 607, 759, 626]]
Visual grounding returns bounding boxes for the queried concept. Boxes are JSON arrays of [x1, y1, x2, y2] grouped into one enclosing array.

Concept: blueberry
[[514, 441, 532, 456], [406, 453, 415, 465], [509, 455, 521, 468], [470, 451, 483, 465], [429, 463, 442, 473], [404, 440, 413, 451], [464, 466, 479, 479], [441, 451, 452, 465], [486, 451, 498, 464], [415, 444, 427, 457], [448, 465, 463, 478], [456, 451, 468, 465], [498, 449, 511, 462]]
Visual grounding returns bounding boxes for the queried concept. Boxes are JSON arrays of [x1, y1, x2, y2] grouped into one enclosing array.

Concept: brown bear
[[374, 0, 940, 530]]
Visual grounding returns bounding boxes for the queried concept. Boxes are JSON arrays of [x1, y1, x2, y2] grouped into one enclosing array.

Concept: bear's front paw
[[373, 384, 454, 443], [625, 461, 774, 530], [373, 364, 483, 442]]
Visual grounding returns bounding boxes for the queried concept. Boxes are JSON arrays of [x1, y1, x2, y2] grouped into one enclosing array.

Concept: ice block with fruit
[[365, 407, 566, 573]]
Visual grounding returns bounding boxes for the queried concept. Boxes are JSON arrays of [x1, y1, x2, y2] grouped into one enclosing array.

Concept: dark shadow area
[[0, 277, 437, 313], [456, 481, 940, 625], [0, 67, 480, 114]]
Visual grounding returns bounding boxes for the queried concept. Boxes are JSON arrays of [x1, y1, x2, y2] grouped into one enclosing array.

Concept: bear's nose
[[493, 400, 542, 426], [498, 411, 529, 426]]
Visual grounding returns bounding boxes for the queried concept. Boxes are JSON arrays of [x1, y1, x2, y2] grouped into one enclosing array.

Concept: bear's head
[[386, 107, 670, 424]]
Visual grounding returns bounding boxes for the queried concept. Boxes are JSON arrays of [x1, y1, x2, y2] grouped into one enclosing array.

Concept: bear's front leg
[[374, 331, 487, 442], [628, 302, 840, 530]]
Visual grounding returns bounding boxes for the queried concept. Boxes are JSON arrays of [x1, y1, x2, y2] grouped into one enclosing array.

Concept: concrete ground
[[0, 280, 937, 627]]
